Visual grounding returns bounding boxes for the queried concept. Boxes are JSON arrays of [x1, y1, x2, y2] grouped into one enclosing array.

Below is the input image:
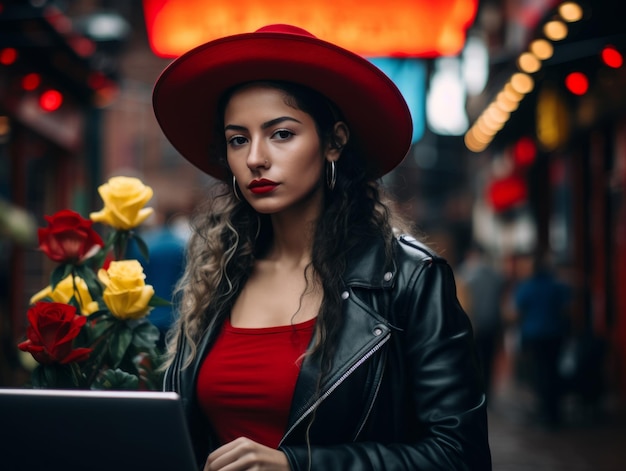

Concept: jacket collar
[[342, 235, 397, 289]]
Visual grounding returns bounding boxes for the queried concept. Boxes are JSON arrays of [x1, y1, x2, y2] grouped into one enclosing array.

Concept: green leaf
[[132, 233, 150, 263], [108, 324, 133, 368], [105, 229, 118, 248], [85, 314, 115, 340], [72, 263, 88, 280], [131, 321, 160, 349], [148, 294, 172, 308], [84, 309, 110, 323], [50, 264, 72, 289], [91, 368, 139, 390], [73, 264, 103, 300], [67, 296, 81, 311], [88, 229, 117, 267], [88, 247, 108, 272], [75, 265, 102, 291], [71, 266, 99, 304]]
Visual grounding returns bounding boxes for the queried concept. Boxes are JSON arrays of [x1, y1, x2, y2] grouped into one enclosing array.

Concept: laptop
[[0, 388, 198, 471]]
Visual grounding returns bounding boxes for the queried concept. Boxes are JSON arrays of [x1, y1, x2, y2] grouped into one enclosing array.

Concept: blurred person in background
[[457, 242, 506, 404], [127, 207, 187, 350], [512, 251, 572, 429], [153, 24, 491, 470]]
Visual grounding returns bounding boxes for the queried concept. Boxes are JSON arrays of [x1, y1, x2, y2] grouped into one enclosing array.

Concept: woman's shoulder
[[391, 234, 457, 295], [393, 234, 447, 266], [342, 232, 450, 287]]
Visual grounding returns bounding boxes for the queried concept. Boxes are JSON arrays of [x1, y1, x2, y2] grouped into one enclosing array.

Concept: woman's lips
[[248, 178, 279, 194]]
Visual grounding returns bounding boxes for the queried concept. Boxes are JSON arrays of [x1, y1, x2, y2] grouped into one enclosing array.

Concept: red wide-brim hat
[[152, 24, 413, 181]]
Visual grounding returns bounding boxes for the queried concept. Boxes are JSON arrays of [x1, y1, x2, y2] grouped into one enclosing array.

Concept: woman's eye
[[273, 129, 293, 140], [228, 135, 247, 147]]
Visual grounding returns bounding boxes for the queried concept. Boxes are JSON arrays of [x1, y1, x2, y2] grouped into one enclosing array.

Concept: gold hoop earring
[[232, 175, 241, 201], [326, 160, 336, 190]]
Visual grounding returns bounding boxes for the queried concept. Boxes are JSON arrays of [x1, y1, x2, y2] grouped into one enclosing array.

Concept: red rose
[[38, 209, 104, 263], [18, 302, 92, 365]]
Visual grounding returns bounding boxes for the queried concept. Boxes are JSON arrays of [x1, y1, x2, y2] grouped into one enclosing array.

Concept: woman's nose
[[247, 140, 268, 170]]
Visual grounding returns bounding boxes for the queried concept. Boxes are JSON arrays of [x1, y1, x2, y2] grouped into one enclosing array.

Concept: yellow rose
[[98, 260, 154, 320], [30, 275, 100, 316], [89, 176, 154, 230]]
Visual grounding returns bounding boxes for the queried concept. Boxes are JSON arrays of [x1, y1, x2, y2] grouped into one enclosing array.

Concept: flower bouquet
[[17, 176, 171, 390]]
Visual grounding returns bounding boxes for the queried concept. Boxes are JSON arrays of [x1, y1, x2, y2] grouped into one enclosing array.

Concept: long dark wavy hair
[[165, 80, 407, 380]]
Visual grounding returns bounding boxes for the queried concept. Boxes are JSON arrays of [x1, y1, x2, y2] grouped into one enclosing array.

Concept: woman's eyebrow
[[224, 124, 247, 132], [224, 116, 303, 133], [261, 116, 303, 129]]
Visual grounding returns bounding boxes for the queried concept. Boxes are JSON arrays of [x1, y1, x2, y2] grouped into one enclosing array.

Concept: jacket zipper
[[352, 344, 387, 440], [278, 331, 391, 446]]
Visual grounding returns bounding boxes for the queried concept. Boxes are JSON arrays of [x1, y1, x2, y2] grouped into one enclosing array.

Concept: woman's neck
[[264, 198, 321, 267], [266, 216, 314, 267]]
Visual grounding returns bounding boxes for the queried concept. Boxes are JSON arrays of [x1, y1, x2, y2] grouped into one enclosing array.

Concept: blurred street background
[[1, 1, 626, 468]]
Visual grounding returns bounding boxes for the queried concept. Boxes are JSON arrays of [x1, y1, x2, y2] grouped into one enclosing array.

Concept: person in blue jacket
[[514, 252, 571, 428], [152, 24, 491, 470]]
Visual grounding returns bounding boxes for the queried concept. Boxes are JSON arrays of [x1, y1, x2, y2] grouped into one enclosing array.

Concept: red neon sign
[[142, 0, 478, 58]]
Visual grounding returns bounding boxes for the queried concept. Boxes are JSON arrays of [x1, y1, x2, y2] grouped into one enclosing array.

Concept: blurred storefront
[[465, 0, 626, 400], [0, 1, 119, 383]]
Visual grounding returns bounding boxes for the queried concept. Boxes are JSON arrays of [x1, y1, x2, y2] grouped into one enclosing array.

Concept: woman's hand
[[203, 437, 291, 471]]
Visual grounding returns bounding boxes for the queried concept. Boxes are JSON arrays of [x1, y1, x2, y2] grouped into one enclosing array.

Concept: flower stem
[[70, 362, 84, 388], [84, 324, 115, 386], [114, 230, 129, 260]]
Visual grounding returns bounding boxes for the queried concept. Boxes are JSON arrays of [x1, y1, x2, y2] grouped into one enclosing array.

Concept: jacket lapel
[[282, 236, 395, 440], [341, 235, 396, 288]]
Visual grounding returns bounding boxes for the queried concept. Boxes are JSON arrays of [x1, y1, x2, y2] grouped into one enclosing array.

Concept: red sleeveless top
[[196, 316, 316, 448]]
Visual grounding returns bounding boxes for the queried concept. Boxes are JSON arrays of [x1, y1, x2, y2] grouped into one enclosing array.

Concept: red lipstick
[[248, 178, 279, 194]]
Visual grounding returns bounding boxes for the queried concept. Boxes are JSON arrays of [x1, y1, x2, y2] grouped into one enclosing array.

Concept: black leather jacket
[[164, 235, 492, 470]]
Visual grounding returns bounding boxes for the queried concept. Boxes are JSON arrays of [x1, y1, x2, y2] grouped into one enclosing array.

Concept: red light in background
[[601, 46, 623, 68], [487, 174, 528, 213], [93, 85, 119, 108], [21, 73, 41, 91], [88, 72, 119, 108], [87, 72, 107, 89], [0, 47, 17, 65], [70, 36, 96, 57], [564, 71, 588, 95], [39, 90, 63, 112], [513, 136, 537, 168], [44, 6, 72, 34]]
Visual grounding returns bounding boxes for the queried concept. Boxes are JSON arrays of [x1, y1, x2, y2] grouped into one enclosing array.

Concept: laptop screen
[[0, 388, 198, 471]]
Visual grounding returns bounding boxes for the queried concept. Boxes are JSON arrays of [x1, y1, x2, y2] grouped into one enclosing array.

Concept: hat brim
[[152, 29, 413, 180]]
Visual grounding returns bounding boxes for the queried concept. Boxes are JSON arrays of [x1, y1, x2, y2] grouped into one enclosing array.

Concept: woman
[[153, 24, 491, 470]]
